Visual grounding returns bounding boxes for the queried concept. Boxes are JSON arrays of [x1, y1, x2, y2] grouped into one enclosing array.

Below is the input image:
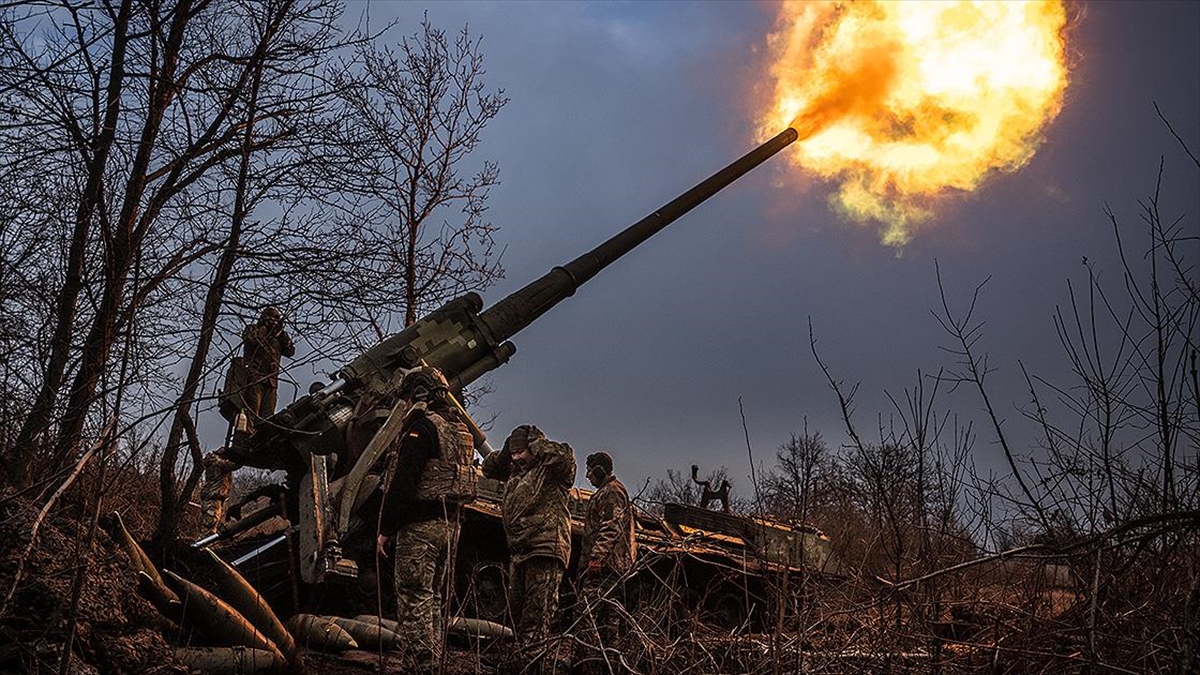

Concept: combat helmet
[[396, 365, 450, 404]]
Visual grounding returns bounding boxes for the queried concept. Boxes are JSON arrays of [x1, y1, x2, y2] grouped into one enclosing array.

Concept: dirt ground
[[0, 492, 519, 674], [0, 498, 184, 674], [304, 649, 493, 675]]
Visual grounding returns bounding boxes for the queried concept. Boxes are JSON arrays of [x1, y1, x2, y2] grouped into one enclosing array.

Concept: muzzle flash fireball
[[761, 0, 1069, 246]]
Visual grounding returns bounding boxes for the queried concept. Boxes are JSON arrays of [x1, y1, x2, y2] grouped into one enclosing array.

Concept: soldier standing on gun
[[375, 366, 476, 675], [240, 306, 295, 428], [482, 425, 576, 674], [576, 451, 637, 675]]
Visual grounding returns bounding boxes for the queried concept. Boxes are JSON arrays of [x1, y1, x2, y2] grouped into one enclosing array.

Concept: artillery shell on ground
[[109, 511, 179, 605], [163, 569, 284, 666], [202, 549, 300, 669], [448, 616, 514, 639], [351, 614, 400, 633], [324, 616, 403, 651], [173, 646, 283, 674], [136, 570, 183, 623], [285, 614, 357, 652], [352, 613, 514, 640]]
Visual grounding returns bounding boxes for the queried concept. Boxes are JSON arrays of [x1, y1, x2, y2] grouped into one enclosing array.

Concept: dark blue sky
[[333, 1, 1199, 496]]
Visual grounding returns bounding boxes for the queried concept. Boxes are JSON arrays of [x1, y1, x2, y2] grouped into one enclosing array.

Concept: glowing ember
[[761, 1, 1069, 246]]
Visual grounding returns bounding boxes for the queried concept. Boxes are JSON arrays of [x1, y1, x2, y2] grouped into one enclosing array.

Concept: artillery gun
[[204, 127, 802, 586], [188, 125, 852, 645]]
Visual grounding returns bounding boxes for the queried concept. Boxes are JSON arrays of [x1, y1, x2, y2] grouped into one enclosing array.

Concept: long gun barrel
[[230, 128, 798, 472], [476, 126, 800, 346]]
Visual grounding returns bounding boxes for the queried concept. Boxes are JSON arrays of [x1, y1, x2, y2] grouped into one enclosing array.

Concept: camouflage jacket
[[481, 438, 575, 567], [241, 322, 295, 385], [200, 454, 238, 500], [581, 475, 637, 574]]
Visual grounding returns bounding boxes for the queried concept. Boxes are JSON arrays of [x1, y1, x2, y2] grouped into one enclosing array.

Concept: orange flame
[[761, 1, 1069, 246]]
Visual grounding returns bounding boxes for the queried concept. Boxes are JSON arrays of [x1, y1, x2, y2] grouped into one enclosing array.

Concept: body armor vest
[[414, 411, 478, 504]]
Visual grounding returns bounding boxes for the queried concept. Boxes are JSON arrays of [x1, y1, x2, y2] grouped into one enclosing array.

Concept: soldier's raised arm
[[242, 321, 265, 347], [278, 321, 295, 358], [537, 439, 575, 488], [481, 442, 512, 480]]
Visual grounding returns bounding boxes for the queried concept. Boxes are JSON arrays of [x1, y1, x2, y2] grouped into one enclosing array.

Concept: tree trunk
[[9, 0, 133, 488], [157, 10, 279, 541], [52, 0, 194, 471]]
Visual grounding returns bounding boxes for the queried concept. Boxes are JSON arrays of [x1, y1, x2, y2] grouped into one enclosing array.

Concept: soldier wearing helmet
[[240, 306, 295, 428], [482, 424, 576, 673], [376, 366, 476, 674]]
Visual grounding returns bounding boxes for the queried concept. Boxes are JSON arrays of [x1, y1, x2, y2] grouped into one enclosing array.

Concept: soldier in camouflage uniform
[[481, 425, 575, 673], [240, 306, 295, 428], [576, 451, 637, 674], [376, 366, 477, 674], [199, 449, 238, 534]]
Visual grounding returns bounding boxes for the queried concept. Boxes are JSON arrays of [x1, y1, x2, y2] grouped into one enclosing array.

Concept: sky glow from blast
[[762, 1, 1069, 247]]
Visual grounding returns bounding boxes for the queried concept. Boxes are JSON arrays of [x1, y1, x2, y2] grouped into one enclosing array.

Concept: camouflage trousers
[[574, 574, 628, 675], [393, 517, 460, 670], [242, 380, 278, 427], [508, 556, 566, 673], [200, 497, 226, 534]]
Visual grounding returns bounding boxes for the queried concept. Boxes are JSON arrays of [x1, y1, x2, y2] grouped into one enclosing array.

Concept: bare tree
[[762, 427, 826, 522], [905, 121, 1199, 671], [1, 0, 323, 485], [326, 17, 507, 329], [154, 0, 352, 542], [0, 4, 511, 554]]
